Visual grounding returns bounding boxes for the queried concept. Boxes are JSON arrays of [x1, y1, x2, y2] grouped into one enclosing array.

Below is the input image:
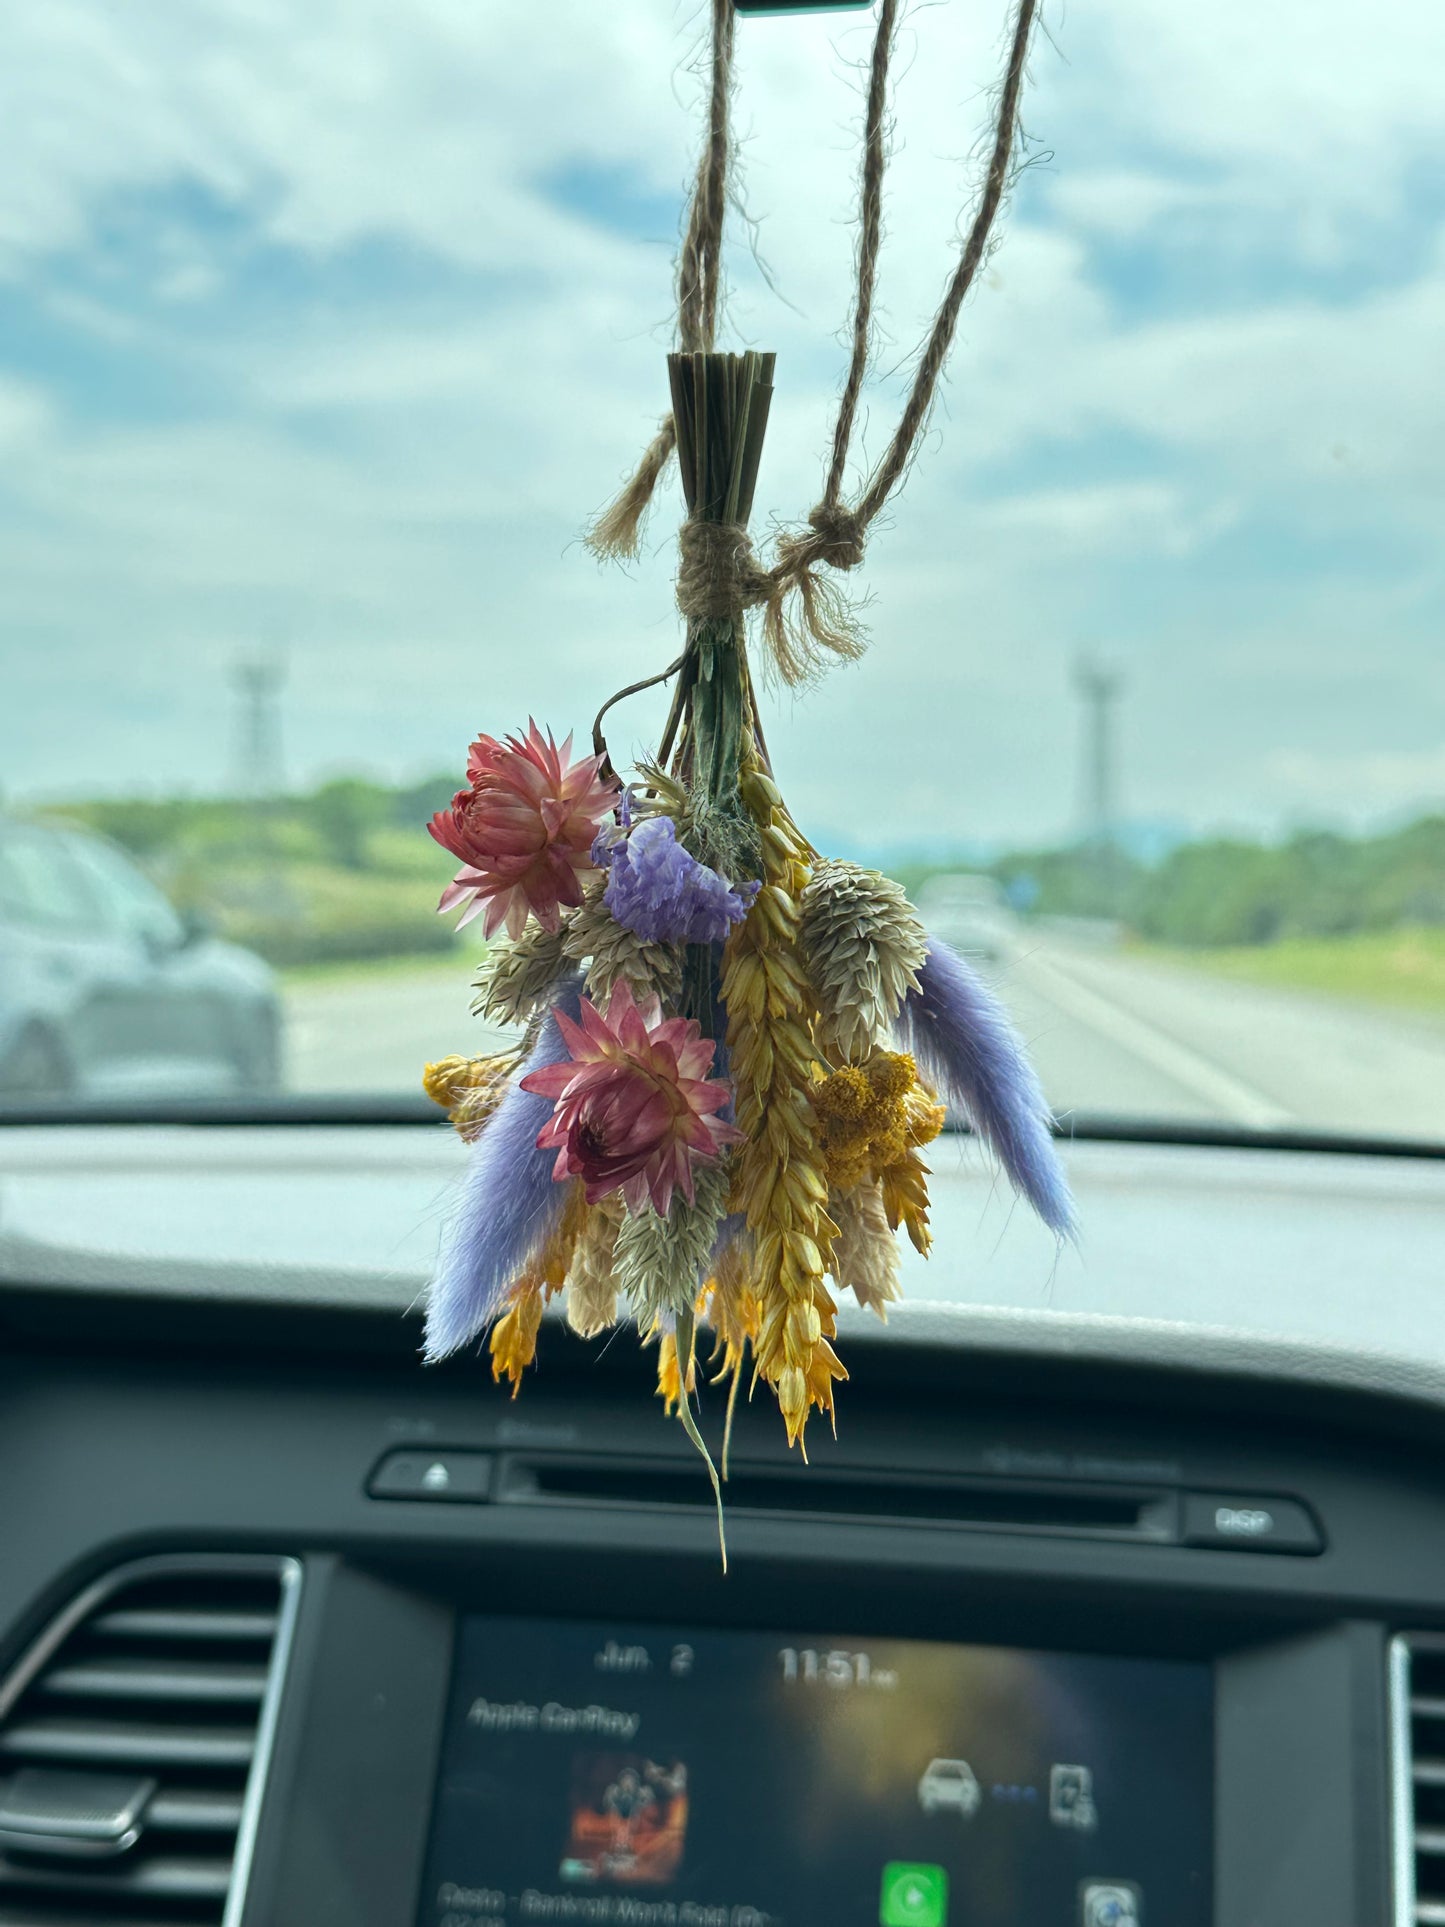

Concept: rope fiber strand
[[586, 0, 735, 561], [588, 0, 1041, 680], [822, 0, 902, 515], [856, 0, 1039, 527]]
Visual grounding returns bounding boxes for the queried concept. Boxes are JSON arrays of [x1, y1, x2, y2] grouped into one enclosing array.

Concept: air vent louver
[[0, 1557, 299, 1927], [1392, 1634, 1445, 1924]]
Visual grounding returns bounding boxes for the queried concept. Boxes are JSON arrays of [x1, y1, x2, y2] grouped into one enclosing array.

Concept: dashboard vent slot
[[499, 1455, 1175, 1540], [1391, 1634, 1445, 1925], [0, 1556, 300, 1927]]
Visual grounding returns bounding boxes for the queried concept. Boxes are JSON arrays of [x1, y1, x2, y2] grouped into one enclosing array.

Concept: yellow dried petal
[[777, 1366, 807, 1421], [787, 1231, 824, 1275], [489, 1285, 545, 1395], [422, 1054, 472, 1109], [740, 769, 784, 812], [762, 821, 804, 864]]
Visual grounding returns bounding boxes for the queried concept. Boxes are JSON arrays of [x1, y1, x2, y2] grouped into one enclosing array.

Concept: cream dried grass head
[[799, 859, 928, 1065]]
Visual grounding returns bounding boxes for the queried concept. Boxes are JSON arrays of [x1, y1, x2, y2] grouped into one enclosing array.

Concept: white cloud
[[1262, 745, 1445, 822], [0, 375, 50, 450], [1045, 170, 1226, 241], [977, 481, 1238, 559]]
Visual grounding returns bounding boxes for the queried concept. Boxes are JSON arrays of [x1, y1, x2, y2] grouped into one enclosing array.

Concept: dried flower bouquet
[[422, 353, 1073, 1465]]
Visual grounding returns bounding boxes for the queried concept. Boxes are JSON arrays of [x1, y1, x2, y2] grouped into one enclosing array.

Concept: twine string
[[590, 0, 1040, 685], [677, 0, 736, 353], [588, 0, 734, 561], [856, 0, 1038, 529], [823, 0, 901, 515]]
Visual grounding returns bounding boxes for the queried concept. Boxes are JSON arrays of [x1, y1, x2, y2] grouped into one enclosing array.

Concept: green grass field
[[1148, 926, 1445, 1016], [280, 946, 482, 989]]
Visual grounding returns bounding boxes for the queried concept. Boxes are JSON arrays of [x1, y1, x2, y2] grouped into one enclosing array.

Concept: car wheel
[[0, 1025, 73, 1098]]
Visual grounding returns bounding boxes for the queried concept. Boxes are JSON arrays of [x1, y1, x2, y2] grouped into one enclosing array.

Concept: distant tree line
[[57, 773, 457, 875], [986, 816, 1445, 948], [38, 778, 1445, 959]]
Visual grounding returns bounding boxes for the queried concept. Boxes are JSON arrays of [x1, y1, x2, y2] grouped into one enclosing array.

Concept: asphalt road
[[283, 939, 1445, 1142]]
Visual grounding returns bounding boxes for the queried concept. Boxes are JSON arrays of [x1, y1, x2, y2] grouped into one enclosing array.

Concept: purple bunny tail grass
[[424, 976, 585, 1361], [897, 940, 1077, 1242]]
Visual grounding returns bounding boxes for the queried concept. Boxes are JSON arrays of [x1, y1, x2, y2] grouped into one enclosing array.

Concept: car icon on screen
[[1080, 1881, 1142, 1926], [917, 1758, 982, 1818]]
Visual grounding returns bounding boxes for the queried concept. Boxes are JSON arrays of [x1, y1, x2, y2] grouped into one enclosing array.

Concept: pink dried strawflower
[[428, 721, 618, 940], [520, 979, 740, 1216]]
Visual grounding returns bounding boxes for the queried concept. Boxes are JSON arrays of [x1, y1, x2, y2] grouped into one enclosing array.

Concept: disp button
[[1181, 1492, 1321, 1553]]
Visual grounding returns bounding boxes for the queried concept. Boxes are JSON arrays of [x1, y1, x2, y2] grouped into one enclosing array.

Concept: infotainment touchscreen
[[417, 1615, 1211, 1927]]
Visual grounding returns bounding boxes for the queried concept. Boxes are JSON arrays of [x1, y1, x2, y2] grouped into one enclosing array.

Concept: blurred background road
[[283, 928, 1445, 1139], [18, 704, 1445, 1141]]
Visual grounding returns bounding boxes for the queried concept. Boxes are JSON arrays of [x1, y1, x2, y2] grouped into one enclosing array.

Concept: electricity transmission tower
[[231, 657, 286, 802], [1074, 656, 1124, 849], [1073, 656, 1125, 911]]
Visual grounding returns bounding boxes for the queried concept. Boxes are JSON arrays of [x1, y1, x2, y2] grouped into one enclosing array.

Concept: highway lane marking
[[1019, 950, 1294, 1131]]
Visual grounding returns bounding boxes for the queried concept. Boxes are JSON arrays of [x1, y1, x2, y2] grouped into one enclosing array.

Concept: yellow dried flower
[[907, 1089, 948, 1149], [422, 1055, 471, 1109], [704, 1235, 759, 1380], [489, 1285, 546, 1394], [814, 1064, 872, 1122], [653, 1328, 698, 1415], [879, 1148, 934, 1255], [422, 1050, 518, 1142], [874, 1081, 945, 1255], [815, 1049, 932, 1194], [488, 1184, 586, 1392], [870, 1051, 916, 1104], [826, 1152, 868, 1195], [722, 752, 845, 1447]]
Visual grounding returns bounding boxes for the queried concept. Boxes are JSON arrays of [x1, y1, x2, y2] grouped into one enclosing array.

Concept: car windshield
[[3, 0, 1443, 1145]]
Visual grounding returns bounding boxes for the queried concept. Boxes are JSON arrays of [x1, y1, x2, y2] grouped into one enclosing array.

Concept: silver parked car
[[0, 819, 281, 1097]]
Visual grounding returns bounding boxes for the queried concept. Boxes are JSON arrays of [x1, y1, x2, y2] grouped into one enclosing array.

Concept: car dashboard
[[1, 1123, 1444, 1927]]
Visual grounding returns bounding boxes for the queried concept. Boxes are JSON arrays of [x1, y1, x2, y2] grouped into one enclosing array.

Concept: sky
[[2, 0, 1444, 852]]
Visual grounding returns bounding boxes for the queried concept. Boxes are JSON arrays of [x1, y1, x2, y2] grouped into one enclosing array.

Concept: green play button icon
[[879, 1861, 948, 1927]]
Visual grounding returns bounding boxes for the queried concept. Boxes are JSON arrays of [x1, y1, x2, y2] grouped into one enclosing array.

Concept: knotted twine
[[589, 0, 1041, 687]]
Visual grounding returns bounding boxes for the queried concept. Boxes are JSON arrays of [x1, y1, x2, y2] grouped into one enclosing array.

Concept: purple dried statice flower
[[602, 815, 759, 946]]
